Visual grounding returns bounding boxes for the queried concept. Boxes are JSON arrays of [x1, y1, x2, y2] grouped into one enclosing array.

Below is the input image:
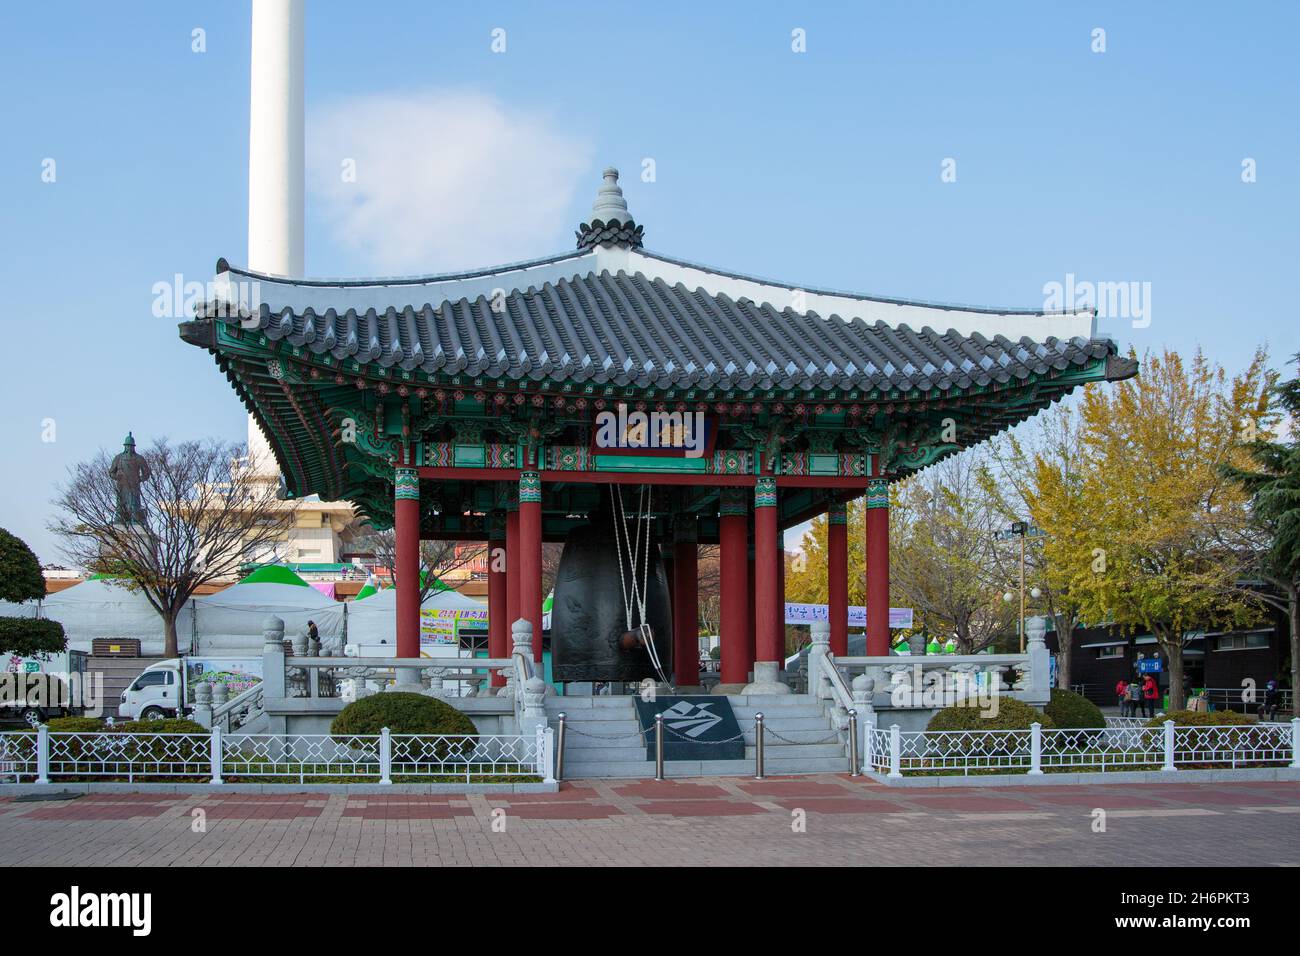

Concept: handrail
[[836, 653, 1030, 667], [820, 651, 856, 715], [288, 656, 516, 699], [210, 682, 265, 732], [293, 656, 514, 670]]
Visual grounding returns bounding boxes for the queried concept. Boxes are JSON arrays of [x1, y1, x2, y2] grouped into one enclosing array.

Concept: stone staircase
[[546, 693, 847, 779]]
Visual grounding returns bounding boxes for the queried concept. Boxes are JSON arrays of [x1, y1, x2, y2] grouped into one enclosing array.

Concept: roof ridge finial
[[591, 167, 631, 225], [576, 166, 645, 251]]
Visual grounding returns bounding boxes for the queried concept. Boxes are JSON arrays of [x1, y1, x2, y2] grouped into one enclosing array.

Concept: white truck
[[1, 650, 90, 726], [118, 657, 262, 720]]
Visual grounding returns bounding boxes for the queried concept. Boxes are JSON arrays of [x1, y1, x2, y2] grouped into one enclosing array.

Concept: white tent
[[192, 581, 344, 654], [0, 578, 193, 656], [344, 587, 487, 651]]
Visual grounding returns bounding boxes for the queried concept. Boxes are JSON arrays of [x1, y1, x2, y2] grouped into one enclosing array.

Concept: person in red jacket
[[1116, 679, 1130, 716], [1142, 674, 1160, 718]]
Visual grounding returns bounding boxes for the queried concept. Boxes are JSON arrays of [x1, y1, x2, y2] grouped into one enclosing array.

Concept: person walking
[[1116, 678, 1130, 716], [1262, 678, 1281, 721], [1142, 674, 1160, 718], [1127, 678, 1143, 718]]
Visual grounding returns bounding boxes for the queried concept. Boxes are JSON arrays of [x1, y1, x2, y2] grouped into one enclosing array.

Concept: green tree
[[889, 455, 1014, 653], [0, 528, 66, 657], [51, 437, 296, 657], [1043, 348, 1271, 710], [1220, 352, 1299, 715], [785, 501, 865, 608], [981, 400, 1092, 690]]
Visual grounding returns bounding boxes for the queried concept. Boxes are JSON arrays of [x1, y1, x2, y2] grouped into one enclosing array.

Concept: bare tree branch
[[49, 438, 297, 656]]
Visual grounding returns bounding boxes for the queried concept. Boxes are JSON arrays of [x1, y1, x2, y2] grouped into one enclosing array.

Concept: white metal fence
[[866, 719, 1300, 777], [0, 726, 553, 785]]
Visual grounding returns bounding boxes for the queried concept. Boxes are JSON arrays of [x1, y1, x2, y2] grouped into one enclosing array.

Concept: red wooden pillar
[[866, 478, 890, 656], [753, 478, 781, 665], [488, 512, 507, 686], [719, 488, 749, 686], [672, 518, 699, 688], [827, 501, 849, 656], [518, 471, 544, 664], [394, 466, 421, 659], [505, 506, 520, 640], [745, 548, 756, 677], [777, 527, 787, 653]]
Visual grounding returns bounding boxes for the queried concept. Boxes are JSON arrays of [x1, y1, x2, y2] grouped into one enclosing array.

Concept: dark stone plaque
[[634, 695, 745, 761]]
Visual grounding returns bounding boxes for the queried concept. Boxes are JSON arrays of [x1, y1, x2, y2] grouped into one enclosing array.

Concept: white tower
[[246, 0, 304, 474]]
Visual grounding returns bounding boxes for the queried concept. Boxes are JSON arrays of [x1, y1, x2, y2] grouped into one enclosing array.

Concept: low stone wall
[[265, 694, 517, 737]]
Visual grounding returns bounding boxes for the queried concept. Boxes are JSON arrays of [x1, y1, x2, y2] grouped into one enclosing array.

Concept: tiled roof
[[202, 269, 1125, 394]]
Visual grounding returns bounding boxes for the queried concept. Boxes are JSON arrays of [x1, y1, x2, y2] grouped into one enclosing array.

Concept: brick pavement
[[0, 775, 1296, 866]]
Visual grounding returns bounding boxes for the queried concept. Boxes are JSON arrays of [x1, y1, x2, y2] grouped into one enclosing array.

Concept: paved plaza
[[3, 776, 1296, 866]]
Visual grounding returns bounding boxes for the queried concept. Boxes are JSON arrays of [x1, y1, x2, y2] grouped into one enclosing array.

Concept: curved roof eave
[[207, 244, 1098, 343]]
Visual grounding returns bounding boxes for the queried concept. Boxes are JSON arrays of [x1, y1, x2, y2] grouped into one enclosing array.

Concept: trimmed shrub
[[1043, 688, 1106, 730], [1145, 709, 1272, 767], [112, 718, 209, 772], [927, 696, 1055, 732], [332, 692, 478, 767], [331, 692, 476, 736], [1145, 709, 1257, 728], [40, 716, 115, 764], [46, 716, 108, 733], [0, 618, 66, 658], [113, 718, 208, 735], [0, 527, 46, 603]]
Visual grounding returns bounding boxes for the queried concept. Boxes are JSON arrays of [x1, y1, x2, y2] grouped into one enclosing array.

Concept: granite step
[[558, 755, 849, 778]]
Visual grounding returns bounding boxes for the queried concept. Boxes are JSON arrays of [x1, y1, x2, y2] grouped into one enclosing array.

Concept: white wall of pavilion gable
[[625, 249, 1098, 342]]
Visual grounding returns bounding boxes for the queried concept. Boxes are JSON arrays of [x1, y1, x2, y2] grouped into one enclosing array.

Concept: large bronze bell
[[550, 501, 673, 683]]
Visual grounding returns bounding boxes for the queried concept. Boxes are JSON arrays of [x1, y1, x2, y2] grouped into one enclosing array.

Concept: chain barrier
[[563, 725, 652, 741], [764, 726, 843, 746]]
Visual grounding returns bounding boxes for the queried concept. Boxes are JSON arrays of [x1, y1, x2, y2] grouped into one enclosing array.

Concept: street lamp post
[[998, 521, 1045, 652]]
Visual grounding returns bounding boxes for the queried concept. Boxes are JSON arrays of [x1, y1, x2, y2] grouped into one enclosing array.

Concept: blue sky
[[1, 1, 1296, 563]]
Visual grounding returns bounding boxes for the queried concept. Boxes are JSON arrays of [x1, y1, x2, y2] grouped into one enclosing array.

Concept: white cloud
[[308, 90, 591, 274]]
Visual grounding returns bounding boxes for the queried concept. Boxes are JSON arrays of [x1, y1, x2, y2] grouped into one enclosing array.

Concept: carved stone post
[[851, 673, 876, 717], [193, 682, 213, 730], [511, 617, 533, 664], [498, 618, 533, 699], [851, 673, 875, 767], [521, 675, 549, 741], [261, 616, 286, 700], [808, 620, 831, 702], [1026, 614, 1050, 705]]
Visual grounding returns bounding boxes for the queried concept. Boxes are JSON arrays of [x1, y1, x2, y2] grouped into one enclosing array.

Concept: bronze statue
[[108, 432, 151, 524]]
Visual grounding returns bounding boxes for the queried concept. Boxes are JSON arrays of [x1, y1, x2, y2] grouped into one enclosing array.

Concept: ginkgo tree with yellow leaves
[[980, 401, 1092, 691], [1035, 348, 1273, 711]]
